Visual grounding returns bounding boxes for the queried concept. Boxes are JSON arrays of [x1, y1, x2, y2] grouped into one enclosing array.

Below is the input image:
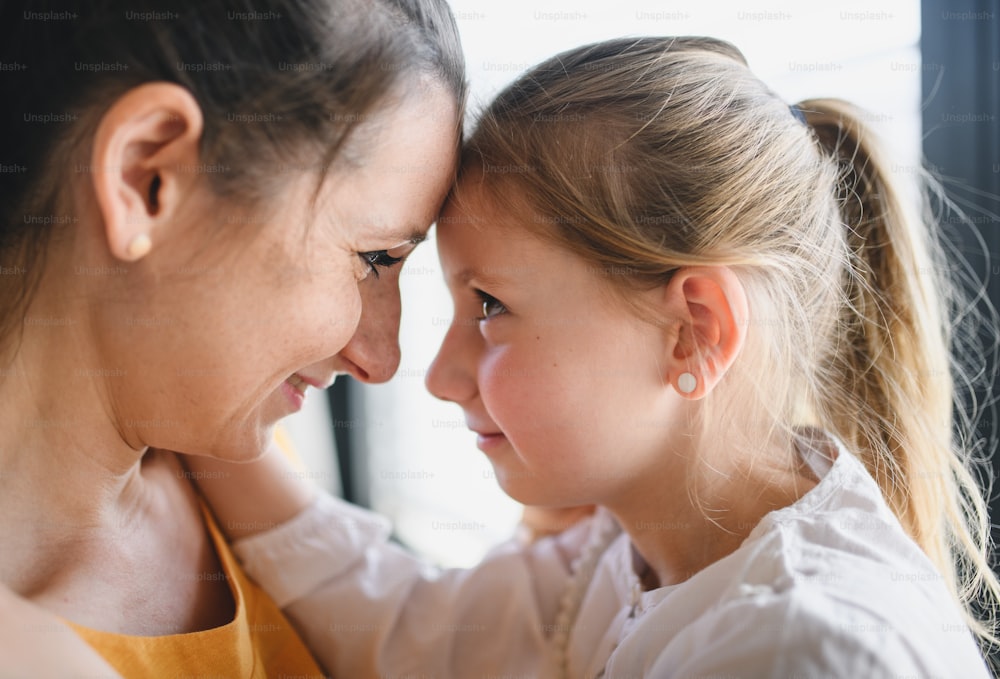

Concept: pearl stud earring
[[677, 372, 697, 394], [126, 233, 152, 260]]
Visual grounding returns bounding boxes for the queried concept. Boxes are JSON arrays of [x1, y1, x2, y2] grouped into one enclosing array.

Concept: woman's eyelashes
[[474, 290, 507, 321], [358, 239, 423, 280], [359, 250, 404, 280]]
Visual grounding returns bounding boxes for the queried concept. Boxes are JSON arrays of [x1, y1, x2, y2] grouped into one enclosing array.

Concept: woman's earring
[[677, 372, 697, 394], [126, 233, 152, 260]]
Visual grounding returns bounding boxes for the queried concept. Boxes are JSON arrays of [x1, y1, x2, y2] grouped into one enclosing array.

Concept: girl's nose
[[425, 318, 479, 404]]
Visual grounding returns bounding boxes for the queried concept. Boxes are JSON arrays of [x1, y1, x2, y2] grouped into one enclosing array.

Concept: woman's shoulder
[[0, 584, 122, 679]]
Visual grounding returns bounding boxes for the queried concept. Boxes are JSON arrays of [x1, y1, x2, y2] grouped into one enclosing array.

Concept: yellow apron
[[66, 499, 325, 678]]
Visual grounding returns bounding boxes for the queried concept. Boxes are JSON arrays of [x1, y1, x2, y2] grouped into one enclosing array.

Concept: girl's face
[[427, 185, 676, 508], [100, 87, 458, 461]]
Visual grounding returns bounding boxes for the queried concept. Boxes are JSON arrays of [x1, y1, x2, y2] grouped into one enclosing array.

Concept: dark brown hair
[[0, 0, 465, 344]]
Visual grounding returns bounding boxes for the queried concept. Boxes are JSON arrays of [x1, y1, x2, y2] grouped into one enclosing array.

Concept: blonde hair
[[457, 36, 999, 653]]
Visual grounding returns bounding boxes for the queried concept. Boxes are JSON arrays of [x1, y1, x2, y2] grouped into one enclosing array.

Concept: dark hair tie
[[789, 104, 808, 125]]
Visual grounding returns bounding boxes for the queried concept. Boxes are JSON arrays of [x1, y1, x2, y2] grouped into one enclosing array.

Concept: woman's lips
[[280, 372, 335, 411], [295, 373, 331, 390], [281, 374, 308, 410]]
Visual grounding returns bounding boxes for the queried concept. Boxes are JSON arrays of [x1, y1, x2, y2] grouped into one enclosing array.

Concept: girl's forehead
[[442, 174, 534, 227], [437, 197, 540, 245]]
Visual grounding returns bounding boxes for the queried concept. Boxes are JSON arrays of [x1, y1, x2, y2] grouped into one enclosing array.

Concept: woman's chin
[[201, 424, 275, 464]]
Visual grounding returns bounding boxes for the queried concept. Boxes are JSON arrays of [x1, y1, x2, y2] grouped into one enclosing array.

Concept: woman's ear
[[91, 82, 204, 262], [660, 266, 748, 399]]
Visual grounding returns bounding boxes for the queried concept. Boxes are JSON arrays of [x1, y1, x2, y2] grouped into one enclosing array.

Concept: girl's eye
[[359, 250, 404, 280], [475, 290, 507, 321]]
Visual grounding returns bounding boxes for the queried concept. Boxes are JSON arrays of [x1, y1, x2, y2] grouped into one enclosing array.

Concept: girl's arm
[[183, 444, 593, 678], [182, 438, 316, 541], [0, 584, 122, 679]]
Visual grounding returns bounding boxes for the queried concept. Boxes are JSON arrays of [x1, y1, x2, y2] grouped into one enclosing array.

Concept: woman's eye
[[475, 290, 507, 321], [359, 250, 404, 280]]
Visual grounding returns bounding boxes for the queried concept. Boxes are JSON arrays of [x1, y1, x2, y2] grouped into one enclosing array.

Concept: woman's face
[[100, 85, 458, 461]]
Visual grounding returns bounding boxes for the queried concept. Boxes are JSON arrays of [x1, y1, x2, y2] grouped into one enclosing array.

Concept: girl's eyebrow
[[453, 266, 507, 289], [452, 263, 537, 292]]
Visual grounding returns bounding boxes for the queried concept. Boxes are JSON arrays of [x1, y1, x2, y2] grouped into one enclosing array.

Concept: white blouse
[[233, 434, 990, 678]]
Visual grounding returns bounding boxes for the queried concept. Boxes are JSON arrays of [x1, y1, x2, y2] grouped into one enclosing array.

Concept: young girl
[[0, 0, 464, 674], [192, 36, 997, 677]]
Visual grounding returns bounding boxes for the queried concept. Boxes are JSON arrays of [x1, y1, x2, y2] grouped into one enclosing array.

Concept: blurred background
[[284, 0, 999, 568]]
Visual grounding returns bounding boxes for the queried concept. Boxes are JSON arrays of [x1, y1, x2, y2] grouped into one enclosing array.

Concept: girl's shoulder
[[638, 574, 988, 679], [605, 435, 990, 677]]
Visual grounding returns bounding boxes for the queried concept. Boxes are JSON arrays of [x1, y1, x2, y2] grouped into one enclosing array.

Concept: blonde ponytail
[[800, 98, 999, 652]]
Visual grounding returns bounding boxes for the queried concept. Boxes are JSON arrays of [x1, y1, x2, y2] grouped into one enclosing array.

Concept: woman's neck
[[0, 296, 153, 596]]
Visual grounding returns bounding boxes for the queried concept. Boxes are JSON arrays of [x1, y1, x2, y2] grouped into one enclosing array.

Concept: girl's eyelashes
[[474, 290, 508, 321], [359, 250, 404, 280]]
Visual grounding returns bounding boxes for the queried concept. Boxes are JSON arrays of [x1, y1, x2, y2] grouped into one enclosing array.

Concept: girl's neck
[[611, 435, 819, 589]]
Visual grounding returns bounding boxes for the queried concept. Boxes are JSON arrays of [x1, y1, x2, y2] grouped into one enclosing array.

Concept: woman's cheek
[[320, 309, 359, 357], [274, 285, 358, 366], [319, 274, 362, 351]]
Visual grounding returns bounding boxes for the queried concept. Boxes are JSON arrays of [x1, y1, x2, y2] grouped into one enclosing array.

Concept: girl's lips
[[475, 431, 507, 451]]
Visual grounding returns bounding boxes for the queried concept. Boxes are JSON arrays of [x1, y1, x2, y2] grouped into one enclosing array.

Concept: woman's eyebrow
[[395, 229, 428, 246]]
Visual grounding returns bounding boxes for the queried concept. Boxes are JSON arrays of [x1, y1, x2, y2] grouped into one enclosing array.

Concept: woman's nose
[[425, 317, 479, 404], [335, 274, 402, 383]]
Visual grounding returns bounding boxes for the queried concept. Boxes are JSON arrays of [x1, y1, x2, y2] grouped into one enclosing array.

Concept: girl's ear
[[90, 82, 204, 262], [659, 266, 748, 399]]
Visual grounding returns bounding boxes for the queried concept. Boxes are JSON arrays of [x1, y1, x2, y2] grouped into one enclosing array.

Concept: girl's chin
[[491, 469, 544, 503]]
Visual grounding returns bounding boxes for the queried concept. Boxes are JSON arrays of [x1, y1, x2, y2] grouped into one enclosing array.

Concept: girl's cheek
[[477, 350, 511, 405], [477, 323, 500, 345], [480, 351, 539, 415]]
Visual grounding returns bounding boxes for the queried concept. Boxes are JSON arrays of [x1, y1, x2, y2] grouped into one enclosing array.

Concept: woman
[[0, 0, 464, 674]]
